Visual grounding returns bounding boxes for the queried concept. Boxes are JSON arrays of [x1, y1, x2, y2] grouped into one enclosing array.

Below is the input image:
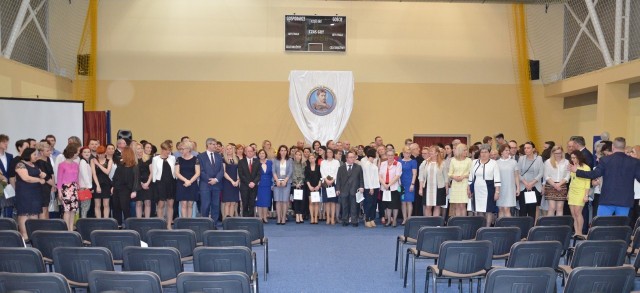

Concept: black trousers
[[518, 188, 540, 218], [240, 187, 257, 217], [113, 190, 131, 226]]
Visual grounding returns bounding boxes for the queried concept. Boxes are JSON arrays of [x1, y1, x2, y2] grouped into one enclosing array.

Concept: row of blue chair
[[0, 270, 252, 293]]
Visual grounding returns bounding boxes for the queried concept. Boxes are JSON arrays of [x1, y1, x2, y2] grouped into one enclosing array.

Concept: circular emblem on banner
[[307, 86, 336, 116]]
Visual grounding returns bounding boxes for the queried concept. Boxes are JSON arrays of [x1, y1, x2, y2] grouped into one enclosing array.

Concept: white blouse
[[320, 159, 340, 181], [361, 159, 381, 189], [543, 159, 570, 184], [78, 159, 93, 189], [468, 159, 501, 186], [152, 155, 176, 182]]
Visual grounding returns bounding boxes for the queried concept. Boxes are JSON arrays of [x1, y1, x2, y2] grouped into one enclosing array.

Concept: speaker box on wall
[[117, 130, 132, 140], [529, 60, 540, 80]]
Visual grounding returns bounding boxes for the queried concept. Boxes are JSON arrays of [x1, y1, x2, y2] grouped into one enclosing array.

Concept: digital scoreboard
[[285, 15, 346, 52]]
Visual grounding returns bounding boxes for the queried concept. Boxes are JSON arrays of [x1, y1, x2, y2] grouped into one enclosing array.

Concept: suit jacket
[[198, 151, 224, 190], [238, 157, 261, 189], [336, 163, 364, 196], [576, 152, 640, 207], [0, 152, 13, 178], [272, 159, 293, 189], [581, 147, 594, 169]]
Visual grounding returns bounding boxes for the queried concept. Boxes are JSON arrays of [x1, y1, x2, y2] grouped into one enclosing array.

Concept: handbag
[[78, 189, 93, 201], [48, 191, 59, 212]]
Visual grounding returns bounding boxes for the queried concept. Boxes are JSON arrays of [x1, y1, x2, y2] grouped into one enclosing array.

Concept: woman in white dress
[[468, 144, 501, 227], [496, 144, 519, 218], [419, 146, 448, 217]]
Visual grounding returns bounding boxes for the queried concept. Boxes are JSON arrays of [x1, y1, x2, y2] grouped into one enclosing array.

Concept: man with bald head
[[238, 146, 261, 217]]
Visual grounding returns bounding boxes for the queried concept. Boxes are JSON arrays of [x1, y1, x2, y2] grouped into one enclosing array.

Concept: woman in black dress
[[92, 146, 113, 218], [222, 144, 240, 219], [111, 147, 139, 226], [35, 142, 55, 219], [152, 141, 176, 229], [305, 153, 322, 224], [15, 148, 46, 239], [135, 142, 153, 218]]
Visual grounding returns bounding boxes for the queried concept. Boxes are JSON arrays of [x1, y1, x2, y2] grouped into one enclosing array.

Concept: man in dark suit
[[336, 152, 364, 227], [198, 138, 224, 225], [238, 146, 261, 217], [571, 137, 640, 217], [0, 134, 14, 218]]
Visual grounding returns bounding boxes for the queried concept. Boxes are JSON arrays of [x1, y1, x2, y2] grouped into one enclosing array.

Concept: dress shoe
[[342, 222, 349, 227], [364, 221, 372, 228], [352, 223, 358, 227]]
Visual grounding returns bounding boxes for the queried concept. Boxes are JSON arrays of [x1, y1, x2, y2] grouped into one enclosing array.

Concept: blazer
[[0, 152, 13, 178], [152, 155, 176, 182], [238, 157, 261, 189], [272, 158, 293, 189], [576, 152, 640, 208], [336, 163, 364, 196], [198, 151, 224, 190], [580, 147, 594, 169]]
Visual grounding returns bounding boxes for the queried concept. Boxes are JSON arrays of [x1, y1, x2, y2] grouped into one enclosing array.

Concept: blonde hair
[[224, 144, 239, 164], [430, 145, 444, 167], [549, 145, 564, 168], [181, 141, 193, 151], [454, 144, 468, 160], [36, 141, 50, 152]]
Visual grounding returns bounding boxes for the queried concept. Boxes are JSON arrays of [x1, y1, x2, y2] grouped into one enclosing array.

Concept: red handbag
[[78, 189, 92, 201]]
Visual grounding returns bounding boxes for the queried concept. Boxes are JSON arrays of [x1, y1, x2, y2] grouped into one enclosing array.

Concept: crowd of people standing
[[0, 132, 639, 240]]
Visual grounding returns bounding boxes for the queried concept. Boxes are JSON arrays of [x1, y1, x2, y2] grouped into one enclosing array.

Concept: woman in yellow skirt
[[568, 150, 591, 236], [448, 144, 472, 216]]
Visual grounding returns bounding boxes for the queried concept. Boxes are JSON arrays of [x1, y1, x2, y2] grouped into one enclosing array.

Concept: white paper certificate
[[293, 189, 304, 200], [326, 187, 337, 198]]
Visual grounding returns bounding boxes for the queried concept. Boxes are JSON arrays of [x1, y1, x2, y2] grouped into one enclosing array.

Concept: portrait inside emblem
[[308, 88, 335, 114]]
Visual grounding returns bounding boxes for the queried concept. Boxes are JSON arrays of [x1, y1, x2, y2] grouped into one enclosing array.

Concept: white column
[[584, 0, 613, 67], [613, 0, 623, 65], [3, 0, 30, 58]]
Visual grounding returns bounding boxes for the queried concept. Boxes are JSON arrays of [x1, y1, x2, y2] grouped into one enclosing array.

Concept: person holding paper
[[379, 150, 402, 227], [336, 151, 364, 227], [419, 146, 448, 217], [567, 150, 591, 236], [518, 141, 544, 218], [320, 148, 340, 225], [361, 148, 380, 228], [273, 145, 293, 225], [305, 153, 322, 224], [291, 150, 306, 224], [468, 144, 501, 227], [448, 144, 472, 217]]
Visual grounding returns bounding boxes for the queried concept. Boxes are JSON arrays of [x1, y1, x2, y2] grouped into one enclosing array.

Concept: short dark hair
[[216, 141, 223, 147], [63, 143, 80, 159], [570, 150, 586, 166], [0, 134, 8, 143], [495, 133, 504, 139], [45, 134, 56, 141], [180, 136, 190, 142], [482, 136, 492, 144], [365, 148, 377, 158], [15, 139, 27, 152], [498, 143, 510, 154], [570, 136, 586, 147]]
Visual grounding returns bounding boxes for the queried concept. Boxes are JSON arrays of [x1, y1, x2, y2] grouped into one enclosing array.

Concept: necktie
[[210, 153, 214, 165], [249, 159, 252, 172], [348, 165, 352, 172], [230, 159, 234, 164]]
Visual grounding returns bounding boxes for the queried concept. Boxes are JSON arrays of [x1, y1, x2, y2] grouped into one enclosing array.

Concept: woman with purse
[[57, 144, 81, 231], [78, 147, 94, 218], [379, 150, 402, 227], [305, 153, 322, 224]]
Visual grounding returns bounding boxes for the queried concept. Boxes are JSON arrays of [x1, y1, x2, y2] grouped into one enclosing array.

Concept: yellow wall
[[0, 57, 73, 99]]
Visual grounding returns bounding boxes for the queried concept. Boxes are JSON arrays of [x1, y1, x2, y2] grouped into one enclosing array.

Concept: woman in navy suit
[[256, 149, 273, 223]]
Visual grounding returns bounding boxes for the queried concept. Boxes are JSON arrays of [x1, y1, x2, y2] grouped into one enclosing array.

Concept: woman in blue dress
[[222, 144, 240, 219], [399, 146, 417, 225], [256, 149, 273, 223], [175, 142, 200, 218]]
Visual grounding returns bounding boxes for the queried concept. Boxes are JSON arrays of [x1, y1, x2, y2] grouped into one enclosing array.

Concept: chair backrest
[[634, 245, 640, 270], [476, 227, 521, 256], [124, 217, 167, 242], [52, 247, 115, 286], [0, 218, 18, 231], [0, 230, 25, 247], [0, 247, 45, 273], [535, 216, 574, 228], [564, 266, 635, 293], [484, 267, 557, 293], [75, 218, 119, 243], [0, 272, 71, 293], [25, 218, 67, 239], [437, 240, 493, 275], [203, 230, 252, 248], [90, 230, 141, 263], [402, 216, 445, 241], [177, 272, 252, 293], [507, 241, 563, 269], [526, 226, 572, 250], [586, 226, 632, 244], [591, 215, 629, 227], [495, 217, 534, 239], [123, 246, 182, 283], [193, 246, 254, 275], [89, 270, 162, 293], [147, 229, 197, 259], [222, 217, 265, 244], [415, 226, 463, 255], [174, 217, 216, 244], [446, 216, 485, 240], [569, 240, 627, 268], [30, 231, 83, 261]]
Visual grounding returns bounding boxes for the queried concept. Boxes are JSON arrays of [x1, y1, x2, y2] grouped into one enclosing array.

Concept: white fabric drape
[[288, 70, 354, 144]]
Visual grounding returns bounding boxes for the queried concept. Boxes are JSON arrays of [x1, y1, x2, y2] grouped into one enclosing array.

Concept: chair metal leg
[[458, 279, 462, 293], [469, 279, 472, 293], [432, 274, 438, 293], [412, 255, 416, 292], [264, 241, 269, 281], [425, 269, 430, 293], [477, 278, 481, 293], [395, 238, 400, 271], [400, 243, 405, 277], [403, 250, 410, 288], [254, 274, 259, 293]]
